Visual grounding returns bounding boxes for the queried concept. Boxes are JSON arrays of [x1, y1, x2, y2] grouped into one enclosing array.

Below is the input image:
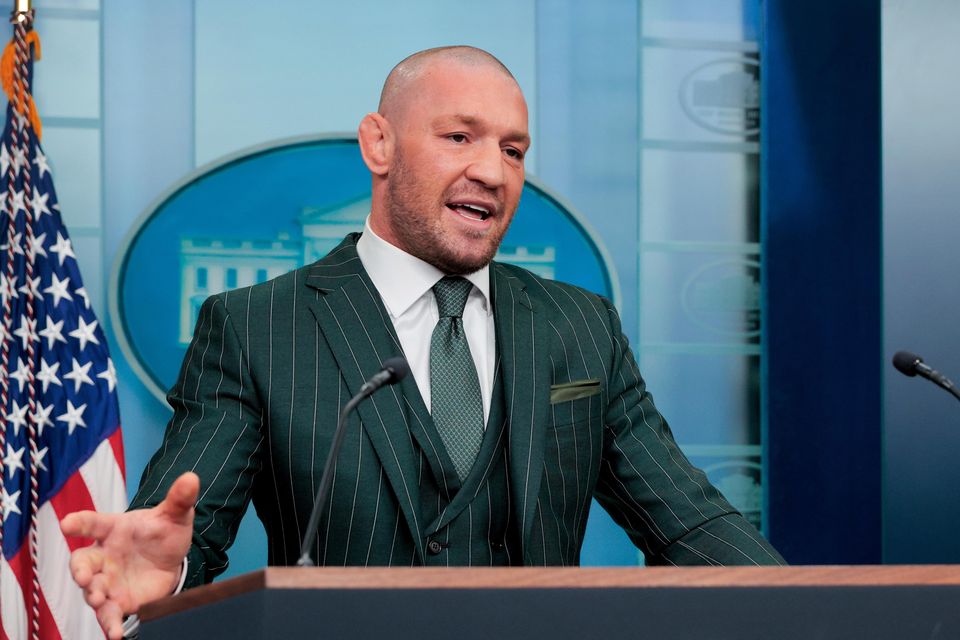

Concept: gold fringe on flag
[[1, 30, 42, 140]]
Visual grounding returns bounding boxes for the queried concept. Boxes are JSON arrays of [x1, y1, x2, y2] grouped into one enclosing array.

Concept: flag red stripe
[[8, 543, 33, 594], [107, 426, 125, 482], [1, 552, 28, 640], [35, 585, 63, 640], [6, 546, 65, 640], [8, 546, 34, 639], [48, 471, 97, 553]]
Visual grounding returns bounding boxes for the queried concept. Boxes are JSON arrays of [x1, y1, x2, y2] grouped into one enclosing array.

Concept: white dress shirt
[[356, 218, 496, 424]]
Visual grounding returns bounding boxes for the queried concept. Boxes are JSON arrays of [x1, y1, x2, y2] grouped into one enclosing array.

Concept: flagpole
[[11, 0, 32, 23]]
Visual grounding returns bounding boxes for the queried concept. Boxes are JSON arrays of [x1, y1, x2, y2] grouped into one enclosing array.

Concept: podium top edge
[[141, 565, 960, 622]]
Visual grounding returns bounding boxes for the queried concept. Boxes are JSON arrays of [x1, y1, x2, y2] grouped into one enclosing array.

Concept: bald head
[[357, 45, 529, 273], [378, 46, 519, 119]]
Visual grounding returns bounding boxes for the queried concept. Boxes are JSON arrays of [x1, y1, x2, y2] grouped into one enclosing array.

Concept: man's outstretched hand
[[60, 472, 199, 640]]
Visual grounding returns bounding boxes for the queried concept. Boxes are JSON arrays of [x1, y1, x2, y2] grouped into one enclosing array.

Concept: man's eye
[[504, 147, 524, 160], [449, 134, 467, 143]]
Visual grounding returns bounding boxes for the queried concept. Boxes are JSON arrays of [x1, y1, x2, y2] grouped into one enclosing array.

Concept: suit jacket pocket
[[549, 380, 602, 428], [549, 379, 601, 404]]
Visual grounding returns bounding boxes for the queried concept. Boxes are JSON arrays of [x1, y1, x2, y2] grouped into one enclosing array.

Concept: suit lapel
[[303, 235, 426, 560], [492, 264, 552, 553]]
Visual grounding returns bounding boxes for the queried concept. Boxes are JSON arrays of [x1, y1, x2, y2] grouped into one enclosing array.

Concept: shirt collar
[[356, 217, 491, 318]]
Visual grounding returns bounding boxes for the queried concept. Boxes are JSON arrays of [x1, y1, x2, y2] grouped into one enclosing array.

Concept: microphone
[[297, 357, 410, 566], [892, 350, 960, 402], [359, 356, 410, 396]]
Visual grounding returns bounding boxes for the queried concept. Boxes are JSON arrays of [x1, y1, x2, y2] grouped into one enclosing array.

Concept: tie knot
[[433, 276, 472, 318]]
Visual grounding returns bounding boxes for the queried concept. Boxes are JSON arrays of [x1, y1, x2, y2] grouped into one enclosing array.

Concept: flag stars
[[30, 189, 51, 220], [0, 272, 18, 305], [18, 275, 40, 298], [10, 189, 26, 217], [32, 403, 54, 437], [13, 112, 29, 135], [13, 314, 38, 349], [1, 487, 21, 520], [0, 144, 9, 175], [31, 446, 48, 473], [64, 357, 94, 393], [3, 444, 25, 480], [9, 357, 30, 392], [98, 358, 118, 393], [36, 358, 63, 393], [5, 399, 28, 437], [27, 231, 47, 260], [39, 316, 67, 349], [33, 146, 51, 178], [11, 144, 26, 173], [69, 316, 100, 351], [49, 232, 75, 266], [43, 272, 72, 307], [1, 231, 24, 256], [75, 287, 91, 310], [57, 400, 87, 435]]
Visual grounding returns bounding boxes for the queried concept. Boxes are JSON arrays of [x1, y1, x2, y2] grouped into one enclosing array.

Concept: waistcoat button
[[427, 539, 444, 555]]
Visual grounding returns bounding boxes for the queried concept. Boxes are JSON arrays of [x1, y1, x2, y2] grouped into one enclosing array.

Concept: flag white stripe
[[1, 552, 29, 640], [77, 438, 127, 514], [37, 502, 103, 640]]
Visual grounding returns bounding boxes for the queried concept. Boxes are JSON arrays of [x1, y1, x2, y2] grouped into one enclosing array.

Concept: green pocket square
[[549, 379, 601, 403]]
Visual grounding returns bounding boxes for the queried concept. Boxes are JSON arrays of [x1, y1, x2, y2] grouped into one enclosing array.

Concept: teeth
[[449, 202, 491, 221]]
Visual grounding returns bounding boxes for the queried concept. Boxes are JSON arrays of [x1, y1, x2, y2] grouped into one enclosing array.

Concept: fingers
[[96, 599, 126, 640], [156, 472, 200, 524], [75, 554, 125, 640], [69, 546, 104, 587], [61, 510, 116, 541], [79, 555, 133, 639], [84, 572, 109, 608]]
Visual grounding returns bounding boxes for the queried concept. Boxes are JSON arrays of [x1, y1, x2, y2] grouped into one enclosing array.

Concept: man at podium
[[63, 46, 784, 640]]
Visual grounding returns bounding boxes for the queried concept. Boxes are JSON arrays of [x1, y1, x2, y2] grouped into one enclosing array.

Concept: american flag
[[0, 22, 126, 640]]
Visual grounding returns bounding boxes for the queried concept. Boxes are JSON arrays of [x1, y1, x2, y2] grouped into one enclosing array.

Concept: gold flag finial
[[12, 0, 32, 24]]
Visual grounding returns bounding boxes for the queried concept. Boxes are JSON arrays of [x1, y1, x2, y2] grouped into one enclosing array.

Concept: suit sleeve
[[593, 297, 785, 566], [128, 293, 265, 587]]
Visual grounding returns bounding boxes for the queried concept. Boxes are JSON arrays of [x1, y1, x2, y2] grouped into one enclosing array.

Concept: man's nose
[[464, 142, 505, 188]]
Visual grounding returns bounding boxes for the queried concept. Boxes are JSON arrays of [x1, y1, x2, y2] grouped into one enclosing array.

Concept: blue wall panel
[[882, 0, 960, 564], [761, 0, 882, 563]]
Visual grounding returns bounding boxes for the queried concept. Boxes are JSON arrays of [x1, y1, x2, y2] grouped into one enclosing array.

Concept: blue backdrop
[[19, 0, 958, 577]]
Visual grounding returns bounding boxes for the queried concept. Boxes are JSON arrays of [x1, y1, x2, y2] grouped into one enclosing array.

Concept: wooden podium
[[140, 566, 960, 639]]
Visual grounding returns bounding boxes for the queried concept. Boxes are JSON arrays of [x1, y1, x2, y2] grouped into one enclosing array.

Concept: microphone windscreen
[[381, 356, 410, 384], [892, 351, 922, 377]]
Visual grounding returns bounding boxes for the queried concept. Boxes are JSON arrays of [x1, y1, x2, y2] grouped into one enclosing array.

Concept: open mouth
[[447, 202, 493, 222]]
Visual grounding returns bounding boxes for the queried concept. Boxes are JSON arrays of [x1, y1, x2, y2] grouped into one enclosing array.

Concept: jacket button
[[427, 539, 444, 555]]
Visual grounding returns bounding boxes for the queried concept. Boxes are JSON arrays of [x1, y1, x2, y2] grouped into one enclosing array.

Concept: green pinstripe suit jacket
[[131, 234, 783, 586]]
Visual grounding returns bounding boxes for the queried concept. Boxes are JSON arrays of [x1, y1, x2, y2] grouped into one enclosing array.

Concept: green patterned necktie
[[430, 276, 484, 481]]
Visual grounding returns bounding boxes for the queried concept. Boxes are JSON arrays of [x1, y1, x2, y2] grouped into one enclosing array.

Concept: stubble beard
[[385, 153, 512, 275]]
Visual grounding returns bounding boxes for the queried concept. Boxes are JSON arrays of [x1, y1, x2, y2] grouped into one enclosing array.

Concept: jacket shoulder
[[205, 263, 310, 314], [493, 261, 612, 315], [209, 233, 361, 313]]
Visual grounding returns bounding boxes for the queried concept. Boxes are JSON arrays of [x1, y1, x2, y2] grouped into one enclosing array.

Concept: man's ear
[[358, 113, 393, 176]]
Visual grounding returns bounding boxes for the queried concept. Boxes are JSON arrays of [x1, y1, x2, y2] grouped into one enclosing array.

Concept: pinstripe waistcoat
[[131, 233, 783, 588]]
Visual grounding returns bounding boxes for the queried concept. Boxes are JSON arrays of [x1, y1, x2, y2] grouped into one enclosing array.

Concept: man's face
[[378, 61, 530, 274]]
